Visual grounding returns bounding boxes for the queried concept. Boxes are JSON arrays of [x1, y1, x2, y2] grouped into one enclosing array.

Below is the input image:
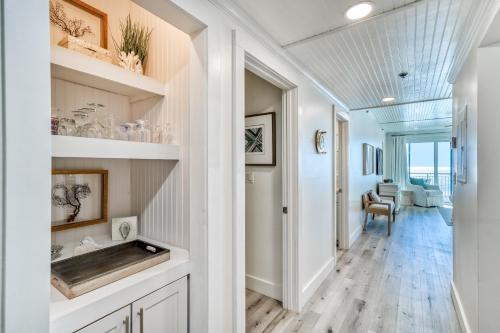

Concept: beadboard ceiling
[[219, 0, 495, 132]]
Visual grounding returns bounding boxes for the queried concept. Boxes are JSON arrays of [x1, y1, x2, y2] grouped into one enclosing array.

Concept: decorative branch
[[50, 1, 93, 38]]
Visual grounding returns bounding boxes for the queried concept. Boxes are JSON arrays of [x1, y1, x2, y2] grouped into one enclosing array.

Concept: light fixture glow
[[382, 97, 396, 103], [345, 2, 374, 20]]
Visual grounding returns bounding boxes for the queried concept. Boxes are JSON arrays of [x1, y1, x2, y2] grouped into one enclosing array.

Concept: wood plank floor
[[246, 207, 461, 333]]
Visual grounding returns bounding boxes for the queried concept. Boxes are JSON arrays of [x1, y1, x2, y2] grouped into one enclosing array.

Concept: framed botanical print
[[50, 0, 108, 48], [51, 169, 108, 231], [245, 112, 276, 166]]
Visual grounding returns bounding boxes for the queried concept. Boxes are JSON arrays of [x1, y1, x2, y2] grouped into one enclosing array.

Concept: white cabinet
[[132, 277, 188, 333], [75, 276, 188, 333], [76, 306, 131, 333]]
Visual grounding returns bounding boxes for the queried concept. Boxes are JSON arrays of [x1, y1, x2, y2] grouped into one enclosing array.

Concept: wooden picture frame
[[245, 112, 276, 166], [62, 0, 108, 48], [51, 169, 108, 232]]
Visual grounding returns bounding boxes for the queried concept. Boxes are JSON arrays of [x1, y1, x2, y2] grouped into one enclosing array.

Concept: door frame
[[335, 109, 350, 250], [232, 35, 300, 332]]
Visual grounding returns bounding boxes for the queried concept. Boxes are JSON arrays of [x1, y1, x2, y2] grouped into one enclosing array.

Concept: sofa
[[407, 177, 444, 207]]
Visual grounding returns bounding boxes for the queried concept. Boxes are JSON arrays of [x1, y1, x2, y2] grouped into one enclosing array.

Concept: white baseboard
[[246, 274, 282, 301], [451, 280, 472, 333], [349, 224, 362, 248], [301, 257, 335, 308]]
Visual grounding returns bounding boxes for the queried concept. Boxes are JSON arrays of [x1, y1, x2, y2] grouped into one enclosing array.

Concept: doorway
[[335, 111, 349, 251], [233, 47, 300, 333], [244, 70, 283, 301]]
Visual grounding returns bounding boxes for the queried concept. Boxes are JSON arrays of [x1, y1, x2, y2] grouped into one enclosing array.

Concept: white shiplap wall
[[50, 0, 191, 252]]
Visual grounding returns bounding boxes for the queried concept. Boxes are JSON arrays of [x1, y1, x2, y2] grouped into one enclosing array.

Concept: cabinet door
[[76, 306, 131, 333], [132, 276, 188, 333]]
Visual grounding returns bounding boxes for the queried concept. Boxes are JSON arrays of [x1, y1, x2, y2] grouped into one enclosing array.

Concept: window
[[407, 141, 452, 200]]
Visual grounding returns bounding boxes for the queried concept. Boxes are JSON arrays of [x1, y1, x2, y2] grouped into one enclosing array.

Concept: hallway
[[246, 207, 460, 332]]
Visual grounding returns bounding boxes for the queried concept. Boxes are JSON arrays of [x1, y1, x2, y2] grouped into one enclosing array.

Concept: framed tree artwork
[[51, 169, 108, 231], [245, 112, 276, 166]]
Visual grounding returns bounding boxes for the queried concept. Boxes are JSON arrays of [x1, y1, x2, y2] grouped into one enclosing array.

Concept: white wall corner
[[300, 257, 335, 308], [349, 224, 363, 248], [451, 280, 473, 333], [245, 274, 282, 301]]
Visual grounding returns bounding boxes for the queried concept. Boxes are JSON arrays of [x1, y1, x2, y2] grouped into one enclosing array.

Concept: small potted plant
[[114, 15, 152, 75]]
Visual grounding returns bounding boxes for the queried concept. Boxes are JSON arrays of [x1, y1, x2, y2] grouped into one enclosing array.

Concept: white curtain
[[388, 136, 408, 189]]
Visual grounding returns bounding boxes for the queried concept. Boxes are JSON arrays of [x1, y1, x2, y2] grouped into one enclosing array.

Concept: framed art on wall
[[50, 0, 108, 48], [245, 112, 276, 166], [376, 148, 383, 175], [51, 169, 108, 231], [363, 143, 374, 175]]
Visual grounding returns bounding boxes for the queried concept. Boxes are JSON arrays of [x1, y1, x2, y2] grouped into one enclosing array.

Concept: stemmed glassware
[[52, 103, 176, 144]]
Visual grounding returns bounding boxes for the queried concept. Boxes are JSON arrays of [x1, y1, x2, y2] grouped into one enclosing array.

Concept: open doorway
[[244, 70, 285, 330], [335, 112, 349, 252]]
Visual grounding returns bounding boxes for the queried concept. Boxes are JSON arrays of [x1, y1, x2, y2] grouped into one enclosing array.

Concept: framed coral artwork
[[51, 169, 108, 232]]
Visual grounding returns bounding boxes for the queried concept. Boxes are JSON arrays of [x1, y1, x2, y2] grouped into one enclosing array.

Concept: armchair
[[406, 183, 444, 207]]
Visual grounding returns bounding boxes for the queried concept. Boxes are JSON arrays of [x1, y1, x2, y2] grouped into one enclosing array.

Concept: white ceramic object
[[118, 51, 143, 74]]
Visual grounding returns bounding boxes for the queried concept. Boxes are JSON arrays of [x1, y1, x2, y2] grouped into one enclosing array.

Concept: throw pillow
[[410, 177, 426, 187], [369, 190, 382, 203]]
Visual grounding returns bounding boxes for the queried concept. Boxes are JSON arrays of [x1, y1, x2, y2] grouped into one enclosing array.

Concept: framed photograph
[[315, 130, 327, 154], [112, 216, 138, 241], [457, 106, 467, 184], [51, 169, 108, 232], [376, 148, 383, 175], [245, 112, 276, 166], [50, 0, 108, 48], [363, 143, 374, 175]]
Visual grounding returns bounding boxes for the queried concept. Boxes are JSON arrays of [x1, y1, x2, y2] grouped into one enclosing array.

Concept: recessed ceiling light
[[345, 2, 374, 20], [382, 97, 396, 103]]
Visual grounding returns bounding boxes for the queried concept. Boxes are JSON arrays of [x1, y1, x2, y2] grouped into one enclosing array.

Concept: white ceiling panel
[[363, 98, 452, 132], [229, 0, 414, 45], [217, 0, 495, 132]]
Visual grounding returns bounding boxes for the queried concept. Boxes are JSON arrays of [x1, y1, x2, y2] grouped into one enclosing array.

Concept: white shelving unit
[[51, 46, 167, 102], [52, 136, 180, 160]]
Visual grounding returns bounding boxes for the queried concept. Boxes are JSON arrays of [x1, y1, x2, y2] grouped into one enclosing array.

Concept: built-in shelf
[[52, 136, 180, 160], [51, 46, 166, 102]]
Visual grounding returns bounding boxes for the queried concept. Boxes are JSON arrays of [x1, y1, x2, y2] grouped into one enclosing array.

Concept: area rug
[[438, 206, 453, 226]]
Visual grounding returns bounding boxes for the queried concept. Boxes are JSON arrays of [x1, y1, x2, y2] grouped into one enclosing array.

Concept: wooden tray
[[51, 240, 170, 299]]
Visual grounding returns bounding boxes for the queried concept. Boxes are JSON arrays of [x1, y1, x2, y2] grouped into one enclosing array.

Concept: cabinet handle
[[137, 308, 144, 333], [123, 315, 130, 333]]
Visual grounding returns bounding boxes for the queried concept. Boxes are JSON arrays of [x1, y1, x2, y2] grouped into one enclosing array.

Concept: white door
[[76, 306, 131, 333], [132, 276, 188, 333]]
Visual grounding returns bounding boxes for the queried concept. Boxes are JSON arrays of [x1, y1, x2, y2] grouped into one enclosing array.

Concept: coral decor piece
[[118, 51, 143, 74]]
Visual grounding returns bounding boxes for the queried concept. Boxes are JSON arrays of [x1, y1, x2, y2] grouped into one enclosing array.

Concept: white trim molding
[[349, 224, 363, 248], [245, 275, 282, 301], [301, 258, 335, 308], [451, 281, 472, 333]]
